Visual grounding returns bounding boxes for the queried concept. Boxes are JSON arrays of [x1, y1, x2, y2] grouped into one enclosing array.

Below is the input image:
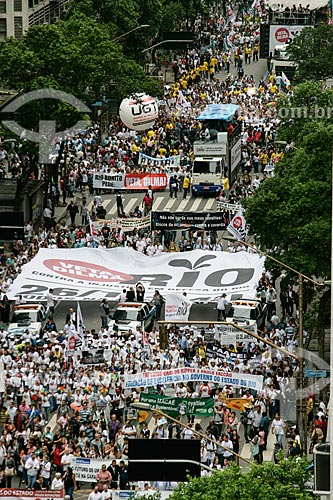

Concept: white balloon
[[119, 93, 158, 131]]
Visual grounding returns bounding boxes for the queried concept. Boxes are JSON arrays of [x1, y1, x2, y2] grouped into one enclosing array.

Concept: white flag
[[227, 211, 248, 240], [281, 71, 290, 87], [165, 293, 191, 321]]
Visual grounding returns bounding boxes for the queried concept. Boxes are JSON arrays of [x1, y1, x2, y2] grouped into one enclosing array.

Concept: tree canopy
[[0, 14, 162, 101], [287, 25, 333, 83], [168, 459, 313, 500], [245, 81, 332, 280]]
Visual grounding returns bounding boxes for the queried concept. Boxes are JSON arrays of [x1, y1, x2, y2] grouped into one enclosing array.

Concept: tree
[[287, 25, 333, 83], [0, 14, 162, 99], [169, 459, 313, 500], [245, 83, 332, 358]]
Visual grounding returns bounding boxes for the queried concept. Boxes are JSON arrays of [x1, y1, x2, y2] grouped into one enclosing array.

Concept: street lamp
[[130, 402, 252, 466], [112, 24, 149, 43]]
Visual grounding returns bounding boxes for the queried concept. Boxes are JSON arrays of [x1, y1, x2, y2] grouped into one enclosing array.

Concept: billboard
[[269, 25, 310, 52]]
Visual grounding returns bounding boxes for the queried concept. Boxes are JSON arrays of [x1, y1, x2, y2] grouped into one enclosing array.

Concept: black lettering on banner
[[20, 284, 48, 294], [124, 274, 172, 287], [205, 268, 254, 287]]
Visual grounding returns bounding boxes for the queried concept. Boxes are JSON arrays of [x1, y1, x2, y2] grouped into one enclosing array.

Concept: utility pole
[[297, 274, 307, 453]]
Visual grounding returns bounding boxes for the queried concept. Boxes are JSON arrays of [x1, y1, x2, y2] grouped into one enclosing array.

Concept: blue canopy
[[197, 104, 240, 121]]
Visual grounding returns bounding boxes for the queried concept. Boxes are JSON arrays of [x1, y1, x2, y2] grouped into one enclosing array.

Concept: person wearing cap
[[217, 293, 229, 321]]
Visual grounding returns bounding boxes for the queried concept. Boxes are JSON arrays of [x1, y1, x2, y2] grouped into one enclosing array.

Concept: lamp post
[[112, 24, 149, 43], [130, 402, 252, 466]]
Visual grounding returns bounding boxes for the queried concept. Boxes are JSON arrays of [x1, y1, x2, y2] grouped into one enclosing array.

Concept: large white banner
[[0, 490, 63, 500], [123, 367, 263, 391], [165, 293, 191, 322], [7, 248, 264, 302]]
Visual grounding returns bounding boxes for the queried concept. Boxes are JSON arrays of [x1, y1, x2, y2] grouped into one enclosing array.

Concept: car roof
[[117, 303, 145, 309], [231, 300, 260, 307], [14, 304, 44, 310]]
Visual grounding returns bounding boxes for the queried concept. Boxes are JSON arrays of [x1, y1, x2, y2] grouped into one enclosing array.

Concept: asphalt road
[[54, 301, 219, 332]]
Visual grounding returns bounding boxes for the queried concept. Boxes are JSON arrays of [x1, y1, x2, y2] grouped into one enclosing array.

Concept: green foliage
[[0, 13, 162, 98], [246, 83, 332, 281], [287, 25, 333, 82], [170, 459, 313, 500]]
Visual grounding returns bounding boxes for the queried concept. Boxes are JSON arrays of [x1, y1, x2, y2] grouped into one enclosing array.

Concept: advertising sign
[[269, 25, 309, 52]]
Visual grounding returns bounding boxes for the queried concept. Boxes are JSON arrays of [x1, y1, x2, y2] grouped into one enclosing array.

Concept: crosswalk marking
[[152, 196, 164, 211], [204, 198, 215, 211], [123, 198, 137, 215], [176, 198, 189, 212], [84, 192, 220, 220], [164, 197, 178, 211], [190, 197, 202, 212]]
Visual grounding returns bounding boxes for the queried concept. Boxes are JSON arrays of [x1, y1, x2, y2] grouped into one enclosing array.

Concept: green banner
[[139, 393, 214, 417]]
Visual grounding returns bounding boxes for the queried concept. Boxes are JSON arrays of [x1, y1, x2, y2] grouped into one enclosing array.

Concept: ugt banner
[[139, 393, 214, 417]]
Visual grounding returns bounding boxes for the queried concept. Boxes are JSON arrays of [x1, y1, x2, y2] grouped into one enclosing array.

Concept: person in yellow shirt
[[270, 84, 278, 94], [253, 42, 259, 62], [223, 176, 230, 196], [182, 174, 190, 199], [245, 45, 252, 64]]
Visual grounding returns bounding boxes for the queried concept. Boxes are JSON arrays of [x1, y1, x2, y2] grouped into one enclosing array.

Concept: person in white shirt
[[46, 288, 55, 315], [51, 472, 64, 490], [25, 453, 40, 489], [217, 294, 229, 321], [61, 448, 74, 471], [88, 486, 103, 500]]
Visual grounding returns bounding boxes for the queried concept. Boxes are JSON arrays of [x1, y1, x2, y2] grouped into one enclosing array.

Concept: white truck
[[192, 104, 242, 195], [8, 303, 48, 337], [272, 44, 298, 82], [108, 302, 157, 335]]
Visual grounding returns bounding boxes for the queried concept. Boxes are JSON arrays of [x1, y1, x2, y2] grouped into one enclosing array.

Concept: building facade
[[0, 0, 70, 39]]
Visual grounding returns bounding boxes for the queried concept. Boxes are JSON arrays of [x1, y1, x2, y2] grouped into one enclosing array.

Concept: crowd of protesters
[[0, 0, 315, 495]]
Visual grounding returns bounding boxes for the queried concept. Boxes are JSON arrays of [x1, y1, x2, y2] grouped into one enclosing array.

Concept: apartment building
[[0, 0, 70, 39]]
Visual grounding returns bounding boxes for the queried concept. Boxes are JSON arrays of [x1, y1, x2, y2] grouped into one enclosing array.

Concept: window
[[28, 0, 33, 7], [0, 2, 6, 13], [14, 0, 22, 11], [14, 16, 22, 37], [0, 18, 6, 40]]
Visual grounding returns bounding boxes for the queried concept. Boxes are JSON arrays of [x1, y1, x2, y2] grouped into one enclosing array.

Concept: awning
[[266, 0, 328, 9], [197, 104, 240, 121]]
